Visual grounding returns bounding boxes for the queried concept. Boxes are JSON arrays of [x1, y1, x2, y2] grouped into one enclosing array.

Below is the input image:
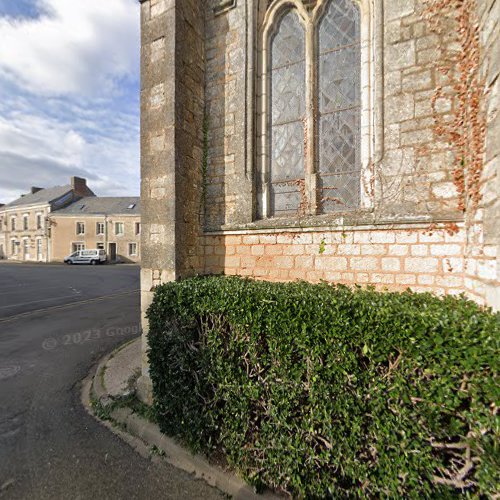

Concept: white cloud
[[0, 113, 84, 164], [0, 108, 139, 200], [0, 0, 139, 97], [0, 0, 140, 203]]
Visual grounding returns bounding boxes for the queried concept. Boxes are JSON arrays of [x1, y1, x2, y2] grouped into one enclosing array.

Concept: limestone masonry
[[138, 0, 499, 397]]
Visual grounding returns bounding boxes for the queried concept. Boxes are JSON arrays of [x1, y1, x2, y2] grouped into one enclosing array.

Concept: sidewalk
[[0, 259, 63, 265], [83, 338, 276, 500], [102, 338, 142, 399]]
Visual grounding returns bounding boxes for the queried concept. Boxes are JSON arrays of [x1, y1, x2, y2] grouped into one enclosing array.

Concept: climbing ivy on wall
[[199, 110, 209, 223]]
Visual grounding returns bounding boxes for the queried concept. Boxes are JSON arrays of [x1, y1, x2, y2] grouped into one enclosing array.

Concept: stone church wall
[[140, 0, 499, 318]]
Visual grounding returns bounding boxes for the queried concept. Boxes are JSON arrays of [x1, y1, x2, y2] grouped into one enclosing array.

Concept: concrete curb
[[92, 337, 137, 404], [83, 339, 279, 500]]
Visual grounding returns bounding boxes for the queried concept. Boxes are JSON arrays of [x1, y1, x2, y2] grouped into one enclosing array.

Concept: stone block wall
[[380, 0, 462, 220], [138, 0, 499, 403], [203, 224, 468, 296], [140, 0, 177, 292], [201, 0, 468, 227], [204, 0, 253, 229], [139, 0, 500, 355], [192, 0, 498, 308], [140, 0, 205, 294], [175, 0, 206, 276], [139, 0, 206, 400]]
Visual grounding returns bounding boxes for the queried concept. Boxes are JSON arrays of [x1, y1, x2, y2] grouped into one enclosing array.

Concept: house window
[[36, 214, 43, 230], [128, 243, 137, 256], [23, 238, 29, 257], [135, 222, 141, 235], [96, 222, 105, 235], [96, 243, 105, 250], [115, 222, 124, 235], [258, 0, 363, 218], [76, 222, 85, 235], [36, 238, 42, 259], [72, 242, 85, 252], [11, 217, 15, 231], [23, 215, 29, 231], [11, 240, 17, 255]]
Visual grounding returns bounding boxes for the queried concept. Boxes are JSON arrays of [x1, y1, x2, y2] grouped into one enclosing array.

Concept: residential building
[[0, 177, 94, 262], [50, 197, 141, 263]]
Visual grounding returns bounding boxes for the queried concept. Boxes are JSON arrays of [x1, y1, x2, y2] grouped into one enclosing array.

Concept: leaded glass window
[[259, 0, 363, 219], [269, 10, 306, 217], [318, 0, 361, 212]]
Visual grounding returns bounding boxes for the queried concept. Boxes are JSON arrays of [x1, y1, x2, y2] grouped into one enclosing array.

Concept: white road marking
[[0, 294, 82, 309], [0, 285, 80, 296], [0, 289, 140, 323]]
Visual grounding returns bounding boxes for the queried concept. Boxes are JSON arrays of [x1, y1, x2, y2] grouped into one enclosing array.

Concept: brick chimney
[[71, 176, 94, 198], [31, 187, 43, 194]]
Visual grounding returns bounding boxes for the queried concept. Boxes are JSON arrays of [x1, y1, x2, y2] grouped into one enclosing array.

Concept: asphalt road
[[0, 263, 140, 319], [0, 263, 222, 499]]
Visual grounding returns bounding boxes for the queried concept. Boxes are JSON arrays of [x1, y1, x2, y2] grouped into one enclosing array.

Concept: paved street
[[0, 263, 139, 320], [0, 263, 222, 499]]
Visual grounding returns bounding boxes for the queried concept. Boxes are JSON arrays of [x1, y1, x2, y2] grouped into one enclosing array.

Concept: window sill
[[204, 211, 464, 234]]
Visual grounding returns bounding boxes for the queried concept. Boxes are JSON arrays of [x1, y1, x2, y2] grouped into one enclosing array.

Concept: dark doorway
[[109, 243, 117, 262]]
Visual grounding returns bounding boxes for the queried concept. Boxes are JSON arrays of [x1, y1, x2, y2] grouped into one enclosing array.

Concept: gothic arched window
[[258, 0, 366, 219]]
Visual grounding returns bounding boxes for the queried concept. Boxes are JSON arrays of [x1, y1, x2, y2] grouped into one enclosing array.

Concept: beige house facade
[[0, 177, 94, 262], [50, 197, 141, 263]]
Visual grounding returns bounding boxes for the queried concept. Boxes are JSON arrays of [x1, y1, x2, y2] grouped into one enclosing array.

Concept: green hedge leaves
[[146, 276, 499, 498]]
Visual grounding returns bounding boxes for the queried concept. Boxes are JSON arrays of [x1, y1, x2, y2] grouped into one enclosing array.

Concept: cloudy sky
[[0, 0, 140, 204]]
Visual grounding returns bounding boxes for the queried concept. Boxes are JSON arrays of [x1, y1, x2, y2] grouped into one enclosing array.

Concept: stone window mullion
[[259, 37, 270, 220], [304, 17, 318, 216]]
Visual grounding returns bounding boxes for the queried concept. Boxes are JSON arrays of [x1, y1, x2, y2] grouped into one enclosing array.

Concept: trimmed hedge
[[147, 276, 499, 498]]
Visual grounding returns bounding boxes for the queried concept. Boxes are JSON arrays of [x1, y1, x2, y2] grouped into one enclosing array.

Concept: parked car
[[64, 249, 107, 265]]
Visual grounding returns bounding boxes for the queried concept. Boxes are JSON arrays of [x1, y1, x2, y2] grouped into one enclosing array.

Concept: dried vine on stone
[[424, 0, 487, 221]]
